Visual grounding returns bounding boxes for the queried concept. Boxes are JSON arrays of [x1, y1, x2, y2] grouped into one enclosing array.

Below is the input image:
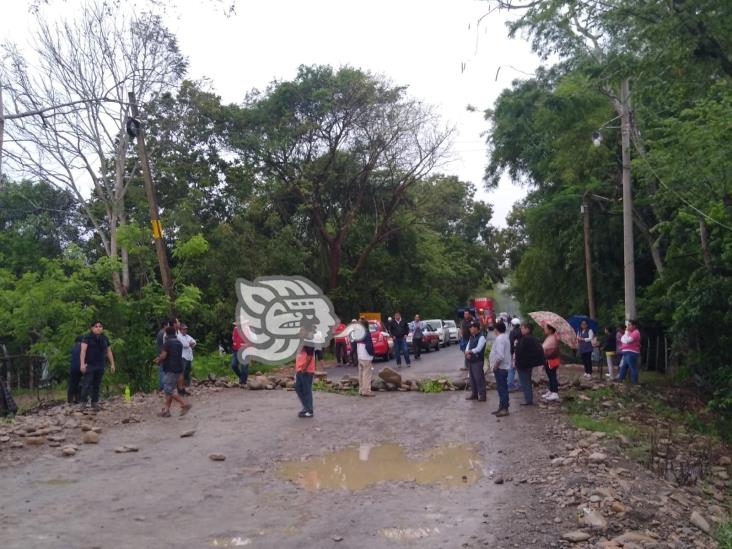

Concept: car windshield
[[427, 319, 440, 327], [445, 321, 456, 328]]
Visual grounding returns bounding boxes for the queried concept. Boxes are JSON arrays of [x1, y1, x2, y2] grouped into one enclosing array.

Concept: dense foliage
[[1, 62, 500, 391], [486, 0, 732, 426]]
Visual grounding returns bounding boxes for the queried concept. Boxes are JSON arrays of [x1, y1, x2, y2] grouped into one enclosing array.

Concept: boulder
[[689, 511, 710, 534], [562, 531, 591, 542], [378, 367, 402, 387], [371, 379, 387, 392], [246, 378, 265, 390], [82, 431, 100, 444], [581, 508, 608, 529]]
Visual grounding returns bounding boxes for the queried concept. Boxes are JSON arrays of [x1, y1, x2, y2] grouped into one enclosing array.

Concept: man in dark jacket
[[513, 322, 545, 405], [459, 309, 474, 351], [508, 318, 522, 392], [388, 312, 411, 367]]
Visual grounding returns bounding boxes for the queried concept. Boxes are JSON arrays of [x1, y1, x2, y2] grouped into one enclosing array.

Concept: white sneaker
[[544, 392, 560, 401], [541, 390, 551, 398]]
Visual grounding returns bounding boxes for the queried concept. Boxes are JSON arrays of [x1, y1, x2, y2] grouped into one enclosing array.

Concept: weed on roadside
[[419, 379, 444, 393], [715, 521, 732, 549]]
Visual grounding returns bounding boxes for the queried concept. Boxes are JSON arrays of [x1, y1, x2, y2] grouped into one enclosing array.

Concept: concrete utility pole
[[127, 91, 175, 303], [581, 193, 597, 319], [620, 78, 636, 320]]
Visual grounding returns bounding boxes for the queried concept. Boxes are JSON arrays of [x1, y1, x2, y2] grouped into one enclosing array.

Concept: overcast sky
[[2, 0, 540, 226]]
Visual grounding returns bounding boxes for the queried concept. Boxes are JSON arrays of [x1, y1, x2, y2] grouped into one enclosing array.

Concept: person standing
[[459, 309, 474, 351], [464, 321, 487, 402], [155, 319, 172, 390], [154, 325, 191, 417], [618, 320, 641, 384], [388, 312, 411, 368], [334, 320, 348, 365], [67, 335, 83, 404], [577, 319, 594, 378], [356, 318, 376, 397], [411, 314, 424, 360], [295, 335, 317, 418], [79, 321, 116, 411], [541, 324, 561, 401], [514, 322, 545, 405], [178, 324, 196, 392], [489, 321, 512, 416], [603, 326, 617, 379], [483, 323, 497, 376], [507, 318, 522, 391], [231, 322, 250, 385]]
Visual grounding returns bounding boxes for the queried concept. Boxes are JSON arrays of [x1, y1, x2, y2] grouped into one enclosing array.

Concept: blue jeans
[[158, 366, 164, 390], [618, 352, 639, 384], [295, 372, 314, 413], [231, 352, 249, 384], [394, 338, 410, 365], [494, 368, 509, 410], [507, 366, 519, 389], [517, 368, 533, 404]]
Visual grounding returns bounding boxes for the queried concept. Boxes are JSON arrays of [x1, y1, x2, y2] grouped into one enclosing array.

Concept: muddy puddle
[[276, 443, 481, 491]]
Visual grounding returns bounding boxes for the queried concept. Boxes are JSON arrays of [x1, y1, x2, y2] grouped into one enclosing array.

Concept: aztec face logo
[[235, 276, 364, 364]]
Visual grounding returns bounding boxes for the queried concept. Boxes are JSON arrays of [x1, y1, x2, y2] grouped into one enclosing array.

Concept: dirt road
[[1, 348, 566, 548], [3, 347, 723, 548]]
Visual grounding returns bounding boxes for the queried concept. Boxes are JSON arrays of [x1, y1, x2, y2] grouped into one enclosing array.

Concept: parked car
[[426, 319, 450, 346], [443, 320, 459, 344], [406, 322, 440, 353], [368, 320, 394, 361]]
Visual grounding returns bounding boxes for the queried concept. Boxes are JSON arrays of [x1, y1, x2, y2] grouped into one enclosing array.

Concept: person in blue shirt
[[67, 336, 83, 403]]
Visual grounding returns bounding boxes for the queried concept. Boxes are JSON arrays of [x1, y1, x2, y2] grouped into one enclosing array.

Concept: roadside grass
[[715, 521, 732, 549], [312, 379, 358, 396], [567, 414, 639, 439], [193, 352, 283, 379], [419, 379, 444, 393]]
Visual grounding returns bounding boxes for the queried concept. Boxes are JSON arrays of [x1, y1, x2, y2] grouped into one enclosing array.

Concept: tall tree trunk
[[632, 207, 664, 276], [328, 239, 343, 290]]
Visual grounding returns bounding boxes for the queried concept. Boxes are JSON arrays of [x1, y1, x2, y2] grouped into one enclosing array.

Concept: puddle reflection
[[276, 443, 481, 491]]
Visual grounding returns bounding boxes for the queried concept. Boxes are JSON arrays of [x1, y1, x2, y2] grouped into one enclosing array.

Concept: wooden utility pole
[[581, 193, 597, 319], [620, 78, 636, 320], [127, 91, 175, 303]]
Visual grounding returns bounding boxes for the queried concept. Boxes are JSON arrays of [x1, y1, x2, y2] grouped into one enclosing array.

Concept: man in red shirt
[[334, 321, 348, 365], [231, 322, 249, 385]]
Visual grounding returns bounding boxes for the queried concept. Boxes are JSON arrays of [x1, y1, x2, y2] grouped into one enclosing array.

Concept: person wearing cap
[[507, 317, 522, 392], [464, 321, 487, 402]]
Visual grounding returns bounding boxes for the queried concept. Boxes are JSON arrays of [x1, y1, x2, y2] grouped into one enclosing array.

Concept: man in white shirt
[[489, 321, 512, 416], [464, 321, 487, 402], [178, 324, 196, 393]]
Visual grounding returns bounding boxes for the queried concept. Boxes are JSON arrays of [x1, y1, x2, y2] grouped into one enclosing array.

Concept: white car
[[443, 320, 459, 344], [426, 319, 450, 347]]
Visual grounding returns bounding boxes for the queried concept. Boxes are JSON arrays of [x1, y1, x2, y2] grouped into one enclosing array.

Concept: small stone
[[494, 477, 504, 485], [0, 435, 10, 443], [554, 517, 562, 523], [62, 446, 76, 456], [180, 430, 196, 438], [82, 431, 100, 444], [611, 501, 626, 513], [25, 436, 45, 446], [209, 453, 226, 461], [719, 456, 731, 466], [562, 531, 591, 542], [590, 495, 601, 503], [10, 441, 24, 448], [588, 452, 607, 463], [80, 423, 93, 431], [332, 535, 343, 542], [91, 427, 102, 434], [114, 445, 139, 453], [689, 511, 710, 534], [581, 508, 608, 529]]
